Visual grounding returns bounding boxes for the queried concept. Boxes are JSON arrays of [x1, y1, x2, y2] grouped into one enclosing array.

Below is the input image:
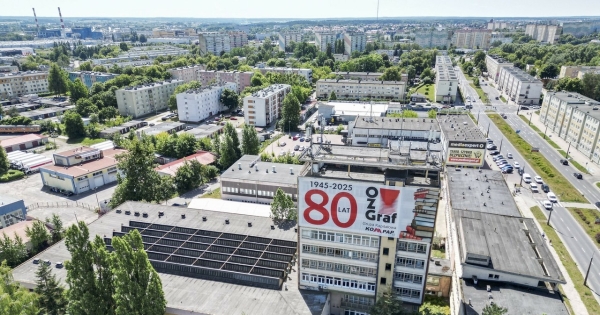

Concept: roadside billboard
[[298, 177, 439, 239], [446, 141, 486, 167]]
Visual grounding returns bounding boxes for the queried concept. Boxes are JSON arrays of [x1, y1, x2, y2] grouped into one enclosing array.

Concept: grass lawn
[[66, 137, 107, 146], [431, 249, 445, 259], [468, 112, 477, 124], [597, 182, 600, 190], [500, 95, 507, 103], [463, 73, 489, 104], [489, 114, 585, 202], [567, 207, 600, 249], [531, 206, 598, 315], [201, 188, 221, 199], [260, 134, 283, 152], [414, 83, 435, 102]]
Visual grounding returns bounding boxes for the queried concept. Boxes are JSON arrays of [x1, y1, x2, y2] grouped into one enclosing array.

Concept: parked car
[[300, 137, 305, 142], [487, 145, 497, 150], [541, 184, 550, 193], [573, 172, 583, 179], [547, 192, 558, 203], [279, 142, 286, 147], [230, 117, 237, 120], [502, 114, 508, 119], [292, 135, 299, 140], [294, 145, 300, 151], [495, 96, 499, 100], [149, 123, 155, 126], [513, 161, 520, 169], [522, 173, 532, 183], [534, 176, 543, 184], [501, 167, 514, 174], [543, 200, 553, 210], [530, 182, 539, 192], [596, 201, 600, 209], [507, 153, 513, 159], [185, 126, 193, 131], [560, 159, 569, 165], [520, 106, 530, 110], [490, 151, 500, 155]]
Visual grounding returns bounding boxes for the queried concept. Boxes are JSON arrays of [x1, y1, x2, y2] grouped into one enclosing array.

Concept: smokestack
[[58, 7, 65, 30], [32, 8, 39, 35]]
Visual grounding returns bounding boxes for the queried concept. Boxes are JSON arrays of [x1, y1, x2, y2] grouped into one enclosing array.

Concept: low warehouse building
[[0, 133, 48, 153], [155, 151, 217, 177], [0, 195, 27, 228]]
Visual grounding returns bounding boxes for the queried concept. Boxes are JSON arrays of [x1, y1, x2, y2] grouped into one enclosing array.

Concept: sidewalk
[[523, 111, 599, 176]]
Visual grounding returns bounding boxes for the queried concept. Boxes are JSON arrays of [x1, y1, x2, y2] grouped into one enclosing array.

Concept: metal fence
[[27, 201, 98, 212]]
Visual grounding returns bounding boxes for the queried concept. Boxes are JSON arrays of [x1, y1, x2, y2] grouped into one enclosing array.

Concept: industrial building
[[0, 133, 48, 153], [116, 80, 184, 118], [438, 114, 487, 168], [0, 195, 27, 229], [176, 82, 237, 123], [348, 116, 441, 147], [98, 120, 147, 139], [317, 101, 388, 123], [243, 84, 291, 127]]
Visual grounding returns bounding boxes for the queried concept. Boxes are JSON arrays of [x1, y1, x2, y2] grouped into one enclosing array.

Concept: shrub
[[0, 169, 25, 182], [595, 233, 600, 243]]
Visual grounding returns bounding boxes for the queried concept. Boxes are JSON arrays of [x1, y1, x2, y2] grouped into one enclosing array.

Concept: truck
[[17, 156, 48, 170], [23, 158, 52, 174]]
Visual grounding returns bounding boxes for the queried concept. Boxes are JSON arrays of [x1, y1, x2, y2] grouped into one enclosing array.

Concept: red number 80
[[303, 189, 357, 228]]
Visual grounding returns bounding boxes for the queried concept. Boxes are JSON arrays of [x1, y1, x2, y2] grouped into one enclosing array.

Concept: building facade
[[196, 70, 253, 93], [229, 31, 248, 49], [343, 32, 367, 55], [451, 29, 492, 50], [254, 67, 313, 83], [0, 71, 48, 99], [559, 65, 600, 79], [485, 55, 513, 83], [525, 24, 561, 44], [412, 29, 451, 48], [348, 116, 441, 147], [198, 32, 231, 55], [167, 65, 206, 82], [316, 79, 406, 101], [116, 80, 184, 118], [333, 72, 383, 81], [68, 71, 118, 88], [0, 195, 27, 229], [243, 84, 291, 127], [561, 20, 600, 37], [496, 67, 543, 105], [434, 56, 458, 104], [278, 32, 303, 51], [176, 82, 238, 123], [315, 32, 337, 52]]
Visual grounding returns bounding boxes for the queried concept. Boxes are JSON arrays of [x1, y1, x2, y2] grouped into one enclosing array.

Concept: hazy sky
[[4, 0, 600, 18]]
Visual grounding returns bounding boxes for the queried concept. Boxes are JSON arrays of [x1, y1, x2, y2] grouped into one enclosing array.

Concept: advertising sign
[[446, 141, 486, 167], [298, 178, 436, 238]]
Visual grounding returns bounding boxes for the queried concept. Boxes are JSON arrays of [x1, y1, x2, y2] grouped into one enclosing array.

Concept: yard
[[201, 188, 221, 199], [413, 84, 435, 102]]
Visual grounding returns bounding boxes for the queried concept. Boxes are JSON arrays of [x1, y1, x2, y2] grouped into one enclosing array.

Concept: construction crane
[[58, 7, 66, 38], [32, 8, 39, 35]]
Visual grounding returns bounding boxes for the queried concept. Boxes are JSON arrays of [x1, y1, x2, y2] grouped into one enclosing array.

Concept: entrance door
[[93, 176, 104, 188], [77, 180, 90, 193]]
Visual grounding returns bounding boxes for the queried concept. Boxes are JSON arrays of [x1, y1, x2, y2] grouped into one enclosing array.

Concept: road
[[456, 66, 600, 300]]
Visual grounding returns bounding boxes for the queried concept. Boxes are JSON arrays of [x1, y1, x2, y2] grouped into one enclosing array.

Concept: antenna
[[377, 0, 380, 22], [32, 8, 39, 35]]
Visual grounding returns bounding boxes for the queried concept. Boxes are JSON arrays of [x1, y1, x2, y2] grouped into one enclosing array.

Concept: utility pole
[[499, 138, 503, 153], [566, 142, 572, 159], [519, 166, 526, 186], [547, 208, 552, 225], [529, 112, 533, 126], [585, 253, 594, 286], [487, 123, 490, 137], [543, 124, 549, 139]]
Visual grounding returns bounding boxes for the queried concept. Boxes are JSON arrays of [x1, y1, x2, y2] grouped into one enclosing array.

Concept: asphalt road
[[456, 67, 600, 299]]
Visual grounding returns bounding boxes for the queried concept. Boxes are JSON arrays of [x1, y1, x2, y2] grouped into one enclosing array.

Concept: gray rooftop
[[448, 169, 520, 216], [549, 91, 600, 105], [503, 66, 541, 83], [353, 116, 440, 131], [11, 202, 326, 315], [0, 194, 22, 206], [19, 106, 75, 119], [247, 84, 290, 99], [455, 209, 565, 284], [184, 124, 224, 139], [438, 114, 486, 142], [487, 54, 512, 65], [99, 120, 145, 135], [140, 122, 185, 136], [220, 155, 306, 186], [428, 258, 452, 277]]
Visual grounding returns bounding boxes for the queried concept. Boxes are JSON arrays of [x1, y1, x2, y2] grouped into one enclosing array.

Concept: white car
[[542, 200, 553, 210], [547, 192, 558, 203], [530, 182, 538, 192], [513, 161, 520, 169], [522, 173, 532, 184], [534, 176, 543, 184], [507, 153, 513, 159]]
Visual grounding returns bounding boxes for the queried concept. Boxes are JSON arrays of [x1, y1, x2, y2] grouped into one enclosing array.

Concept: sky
[[4, 0, 600, 19]]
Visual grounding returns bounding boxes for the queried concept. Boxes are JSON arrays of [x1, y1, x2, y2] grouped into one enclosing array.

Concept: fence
[[27, 201, 98, 212]]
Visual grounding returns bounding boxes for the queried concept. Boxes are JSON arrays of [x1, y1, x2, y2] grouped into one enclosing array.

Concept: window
[[383, 248, 389, 255], [380, 277, 387, 285], [385, 263, 391, 271]]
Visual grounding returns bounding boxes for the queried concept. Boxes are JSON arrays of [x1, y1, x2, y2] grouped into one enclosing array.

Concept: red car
[[230, 117, 237, 120]]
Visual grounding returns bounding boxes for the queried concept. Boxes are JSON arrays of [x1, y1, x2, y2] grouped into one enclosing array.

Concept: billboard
[[298, 177, 439, 239], [446, 141, 486, 167]]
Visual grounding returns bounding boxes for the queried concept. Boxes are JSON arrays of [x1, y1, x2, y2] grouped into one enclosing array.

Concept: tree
[[25, 220, 50, 254], [212, 134, 221, 155], [406, 65, 416, 82], [219, 135, 238, 169], [381, 67, 402, 81], [0, 232, 28, 267], [35, 262, 68, 315], [175, 133, 198, 158], [270, 188, 296, 221], [538, 64, 559, 79], [76, 98, 99, 117], [99, 107, 119, 122], [139, 34, 147, 43], [223, 122, 241, 159], [79, 61, 93, 71], [369, 292, 404, 315], [90, 82, 105, 96], [69, 78, 89, 103], [119, 42, 129, 51], [428, 109, 437, 119], [111, 230, 166, 315], [174, 160, 204, 194], [62, 111, 86, 139], [281, 94, 301, 132], [48, 63, 68, 96], [220, 88, 240, 112], [241, 124, 260, 155], [329, 91, 337, 100], [482, 304, 508, 315], [0, 146, 8, 175], [46, 214, 64, 243], [0, 261, 40, 315]]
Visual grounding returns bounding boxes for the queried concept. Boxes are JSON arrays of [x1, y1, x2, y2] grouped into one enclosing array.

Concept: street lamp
[[528, 112, 533, 126], [543, 124, 549, 140], [585, 252, 595, 287], [566, 142, 572, 159]]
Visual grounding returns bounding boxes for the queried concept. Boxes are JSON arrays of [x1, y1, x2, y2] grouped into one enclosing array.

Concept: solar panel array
[[104, 220, 297, 290]]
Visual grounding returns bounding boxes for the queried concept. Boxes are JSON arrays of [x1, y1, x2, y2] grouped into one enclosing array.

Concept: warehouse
[[0, 133, 48, 152], [98, 120, 147, 138]]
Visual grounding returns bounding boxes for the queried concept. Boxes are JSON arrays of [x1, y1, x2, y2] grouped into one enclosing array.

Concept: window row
[[393, 286, 421, 299], [395, 256, 425, 269], [394, 272, 423, 285], [301, 273, 376, 292], [301, 259, 377, 277], [397, 241, 427, 254], [343, 294, 374, 306], [301, 244, 377, 262], [301, 229, 380, 248]]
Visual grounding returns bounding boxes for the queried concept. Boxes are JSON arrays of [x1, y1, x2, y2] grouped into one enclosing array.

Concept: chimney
[[238, 163, 241, 170], [290, 167, 293, 175], [272, 166, 276, 173]]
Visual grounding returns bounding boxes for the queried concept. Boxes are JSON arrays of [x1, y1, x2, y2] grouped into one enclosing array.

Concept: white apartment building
[[487, 21, 513, 30], [0, 71, 48, 99], [167, 65, 206, 82], [451, 29, 492, 50], [278, 32, 303, 51], [412, 29, 450, 48], [559, 65, 600, 79], [116, 80, 184, 118], [485, 55, 513, 83], [176, 82, 237, 123], [525, 24, 561, 44], [315, 32, 337, 52], [434, 56, 458, 104], [316, 79, 407, 101], [496, 67, 543, 105], [198, 32, 231, 55], [343, 32, 367, 55], [243, 84, 291, 127], [228, 31, 248, 49], [196, 70, 254, 93], [254, 67, 313, 83]]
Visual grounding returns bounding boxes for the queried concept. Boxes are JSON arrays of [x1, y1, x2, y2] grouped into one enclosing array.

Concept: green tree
[[119, 42, 129, 51], [219, 135, 238, 169], [212, 134, 221, 155], [538, 64, 559, 79], [0, 233, 28, 267], [92, 65, 108, 72], [175, 133, 198, 158], [174, 160, 205, 194], [220, 88, 240, 112], [369, 292, 404, 315], [111, 230, 166, 315], [139, 34, 147, 43], [241, 124, 260, 155], [63, 111, 86, 139], [35, 262, 67, 315], [69, 78, 89, 103], [281, 93, 300, 132], [381, 67, 402, 81], [48, 63, 68, 96], [270, 188, 296, 221], [90, 82, 105, 96], [0, 146, 9, 175], [79, 61, 93, 71], [0, 261, 40, 315], [329, 91, 337, 100], [76, 98, 99, 117], [428, 109, 438, 119], [223, 122, 241, 159], [46, 214, 64, 244], [25, 220, 50, 254], [482, 304, 508, 315], [99, 107, 119, 122]]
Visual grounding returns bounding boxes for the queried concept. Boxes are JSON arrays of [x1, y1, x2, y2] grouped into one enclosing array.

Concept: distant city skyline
[[2, 0, 600, 19]]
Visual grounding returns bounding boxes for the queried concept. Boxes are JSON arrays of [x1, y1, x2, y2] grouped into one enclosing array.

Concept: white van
[[522, 173, 532, 183], [547, 192, 558, 203], [530, 182, 539, 193]]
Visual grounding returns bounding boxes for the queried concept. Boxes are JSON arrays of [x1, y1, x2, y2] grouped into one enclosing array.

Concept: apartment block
[[315, 32, 337, 52], [229, 31, 248, 49], [559, 65, 600, 79], [198, 32, 231, 55], [343, 32, 367, 55], [451, 29, 492, 50], [116, 80, 184, 118], [68, 71, 118, 88], [412, 29, 450, 48], [333, 71, 383, 80], [167, 65, 206, 82], [196, 70, 253, 93], [243, 84, 291, 127], [485, 55, 513, 83], [434, 56, 458, 104], [487, 21, 513, 30], [0, 71, 48, 99], [539, 91, 600, 162], [496, 67, 543, 105], [278, 32, 303, 51], [316, 79, 407, 101], [176, 82, 237, 123], [525, 24, 561, 44], [254, 67, 313, 83]]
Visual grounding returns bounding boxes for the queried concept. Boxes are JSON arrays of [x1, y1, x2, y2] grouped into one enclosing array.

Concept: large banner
[[446, 141, 486, 167], [298, 178, 436, 238]]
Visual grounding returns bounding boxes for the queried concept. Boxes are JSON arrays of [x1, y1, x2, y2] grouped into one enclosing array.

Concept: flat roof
[[187, 199, 272, 217], [448, 169, 520, 216], [155, 151, 216, 176], [99, 120, 145, 135], [55, 146, 99, 158], [41, 148, 125, 177], [246, 84, 290, 99], [11, 202, 325, 315], [19, 106, 75, 118], [455, 209, 565, 283], [0, 134, 47, 148], [0, 194, 22, 205], [321, 102, 388, 116], [428, 258, 452, 277], [220, 155, 305, 186], [185, 124, 224, 138], [353, 116, 441, 131], [438, 114, 485, 142], [140, 122, 185, 136], [549, 91, 600, 105], [462, 280, 568, 315], [333, 71, 383, 77]]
